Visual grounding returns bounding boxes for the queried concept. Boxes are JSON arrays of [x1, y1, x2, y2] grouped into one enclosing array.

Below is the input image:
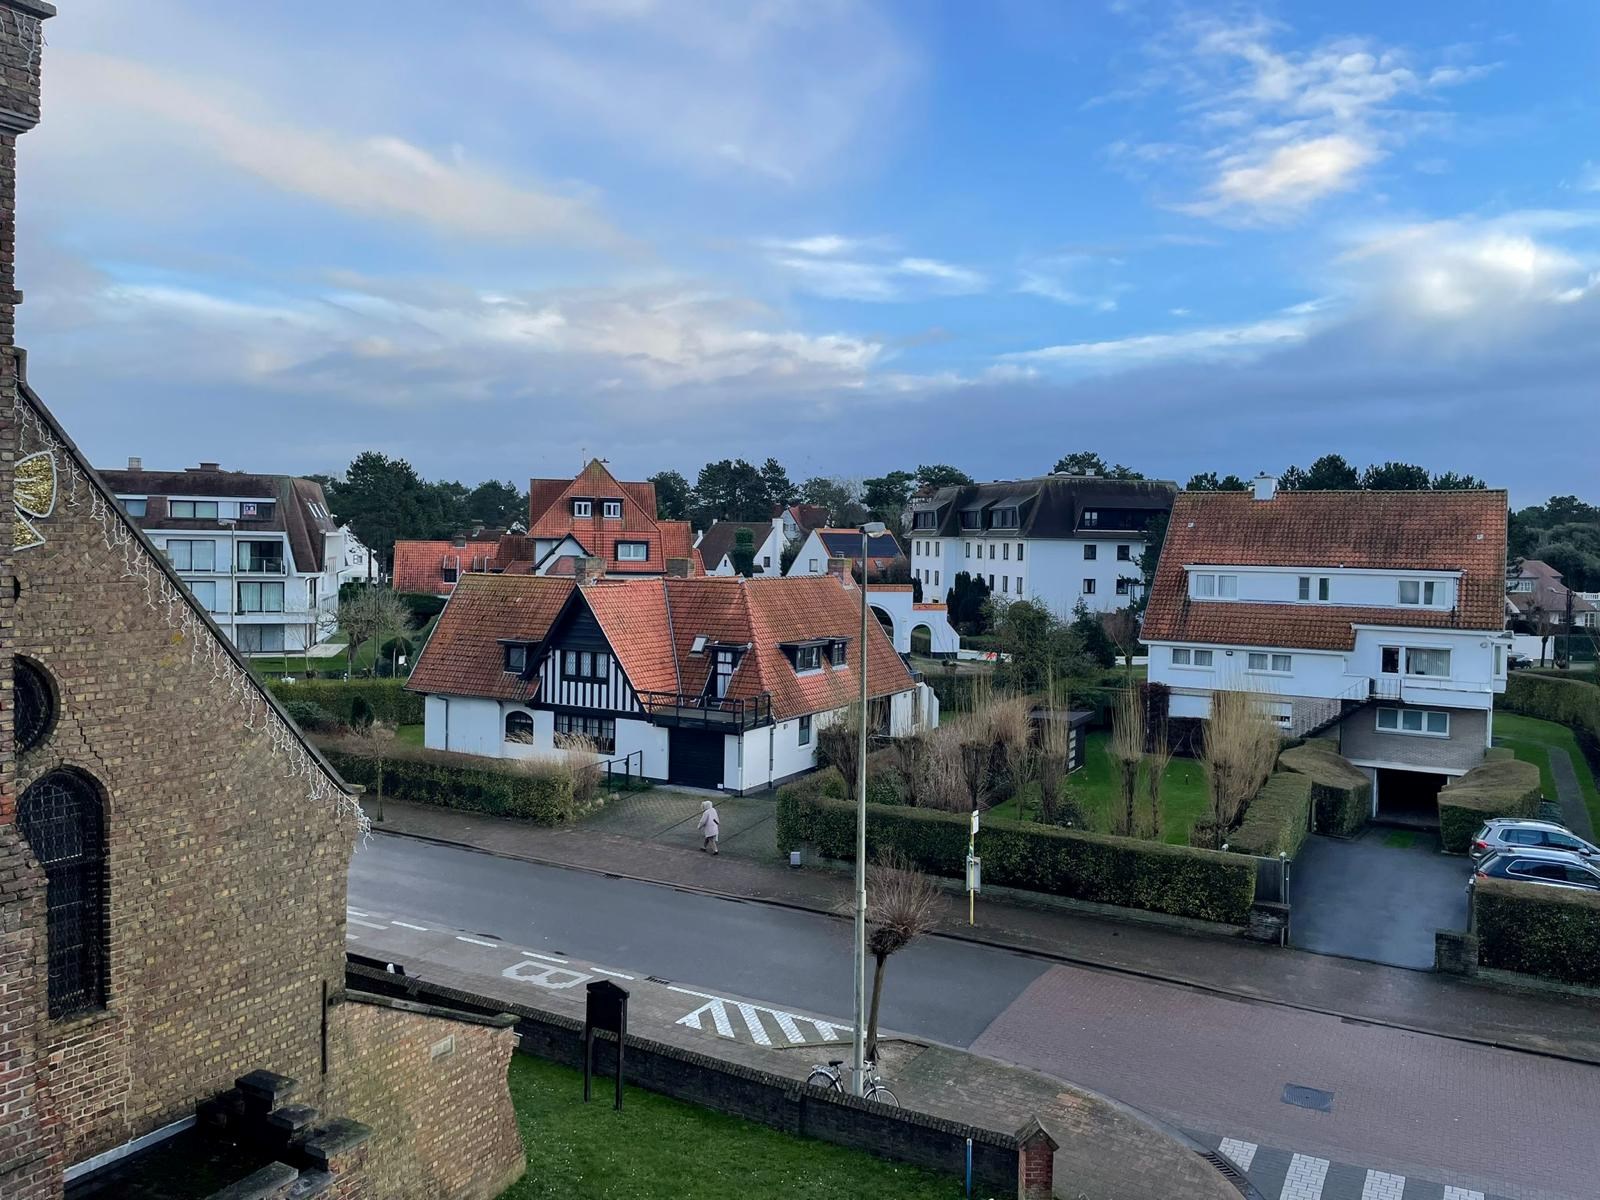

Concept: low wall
[[346, 965, 1022, 1195]]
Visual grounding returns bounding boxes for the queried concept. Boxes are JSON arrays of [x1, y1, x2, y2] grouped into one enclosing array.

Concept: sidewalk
[[360, 795, 1600, 1065]]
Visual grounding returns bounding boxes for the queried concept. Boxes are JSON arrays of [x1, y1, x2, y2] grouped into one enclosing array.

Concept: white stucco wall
[[423, 694, 503, 756], [615, 718, 670, 779]]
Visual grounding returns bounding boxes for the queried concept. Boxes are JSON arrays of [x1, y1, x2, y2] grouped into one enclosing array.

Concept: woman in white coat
[[697, 799, 720, 855]]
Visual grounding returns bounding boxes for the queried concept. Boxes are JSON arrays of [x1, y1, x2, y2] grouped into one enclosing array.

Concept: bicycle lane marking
[[667, 985, 845, 1046]]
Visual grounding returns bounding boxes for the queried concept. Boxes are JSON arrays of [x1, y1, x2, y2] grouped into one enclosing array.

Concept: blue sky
[[18, 0, 1600, 502]]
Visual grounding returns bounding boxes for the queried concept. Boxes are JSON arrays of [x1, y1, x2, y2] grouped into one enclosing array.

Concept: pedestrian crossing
[[1190, 1133, 1508, 1200]]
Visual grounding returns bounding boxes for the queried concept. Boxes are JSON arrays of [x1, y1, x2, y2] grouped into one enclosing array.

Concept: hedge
[[1436, 758, 1542, 853], [321, 743, 576, 825], [776, 786, 1255, 925], [1483, 746, 1514, 763], [268, 678, 424, 726], [1226, 772, 1314, 859], [1474, 876, 1600, 986], [1277, 740, 1372, 838]]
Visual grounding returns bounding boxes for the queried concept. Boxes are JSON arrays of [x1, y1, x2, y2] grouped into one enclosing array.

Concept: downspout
[[768, 723, 776, 792]]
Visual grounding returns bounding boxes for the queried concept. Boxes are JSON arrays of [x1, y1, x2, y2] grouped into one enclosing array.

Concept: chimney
[[665, 557, 692, 578], [127, 455, 142, 471], [0, 1, 51, 348], [826, 556, 850, 583], [1253, 472, 1278, 502], [574, 556, 605, 586]]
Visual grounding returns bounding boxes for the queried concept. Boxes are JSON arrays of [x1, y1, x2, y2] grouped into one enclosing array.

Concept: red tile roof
[[406, 574, 574, 700], [393, 537, 541, 596], [1144, 489, 1509, 651], [409, 574, 916, 721], [525, 459, 698, 575]]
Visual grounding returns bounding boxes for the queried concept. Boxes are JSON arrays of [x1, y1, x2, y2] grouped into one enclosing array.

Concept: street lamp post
[[852, 519, 887, 1097]]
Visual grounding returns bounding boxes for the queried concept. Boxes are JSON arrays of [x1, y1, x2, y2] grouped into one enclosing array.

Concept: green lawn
[[499, 1054, 955, 1200], [1493, 712, 1600, 832], [985, 730, 1209, 845], [395, 723, 424, 747], [249, 615, 439, 680]]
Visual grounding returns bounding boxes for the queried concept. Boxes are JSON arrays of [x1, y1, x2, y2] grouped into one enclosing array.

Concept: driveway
[[1289, 830, 1469, 969]]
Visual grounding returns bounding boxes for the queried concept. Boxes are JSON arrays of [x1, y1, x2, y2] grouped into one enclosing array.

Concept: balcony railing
[[636, 690, 773, 731], [237, 558, 286, 574]]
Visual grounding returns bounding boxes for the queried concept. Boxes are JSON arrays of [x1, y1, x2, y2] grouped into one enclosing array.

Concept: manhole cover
[[1281, 1084, 1333, 1112]]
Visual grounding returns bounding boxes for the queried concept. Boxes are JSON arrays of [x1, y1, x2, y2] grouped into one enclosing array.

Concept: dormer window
[[795, 645, 821, 672], [1192, 572, 1237, 598], [829, 639, 848, 666], [913, 510, 938, 530], [573, 499, 592, 518], [1299, 576, 1331, 602], [959, 509, 983, 529], [603, 499, 623, 519], [1398, 579, 1439, 606], [1080, 509, 1100, 529], [504, 644, 528, 674], [990, 507, 1018, 529]]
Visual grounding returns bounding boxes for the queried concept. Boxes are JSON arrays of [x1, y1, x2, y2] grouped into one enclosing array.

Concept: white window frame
[[573, 500, 593, 518], [1081, 578, 1095, 595], [166, 539, 216, 572], [1191, 572, 1239, 599], [1171, 647, 1214, 669], [1376, 707, 1451, 738], [617, 541, 648, 562], [1246, 652, 1293, 674], [602, 499, 623, 519], [1398, 578, 1440, 607], [808, 558, 818, 572]]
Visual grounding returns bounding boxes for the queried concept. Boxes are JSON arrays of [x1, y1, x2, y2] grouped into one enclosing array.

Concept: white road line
[[591, 969, 635, 980], [346, 908, 368, 917], [1278, 1154, 1329, 1200], [1441, 1190, 1484, 1200], [1361, 1169, 1406, 1200], [519, 951, 567, 963], [390, 920, 428, 931], [1218, 1139, 1257, 1172], [455, 936, 496, 947], [735, 1002, 773, 1047], [348, 918, 387, 930], [772, 1010, 805, 1044]]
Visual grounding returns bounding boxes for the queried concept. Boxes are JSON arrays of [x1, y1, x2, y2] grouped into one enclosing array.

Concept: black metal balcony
[[636, 690, 773, 731]]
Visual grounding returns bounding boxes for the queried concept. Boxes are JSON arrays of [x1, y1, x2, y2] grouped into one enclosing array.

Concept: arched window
[[18, 771, 107, 1018], [14, 657, 57, 753], [505, 711, 535, 744]]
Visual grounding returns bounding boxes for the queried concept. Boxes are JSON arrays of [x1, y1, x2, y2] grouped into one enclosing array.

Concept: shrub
[[1474, 877, 1600, 985], [864, 749, 908, 807], [776, 785, 1254, 924], [1224, 772, 1313, 858], [1200, 691, 1280, 850], [1483, 745, 1514, 763], [267, 678, 424, 725], [1499, 672, 1600, 781], [1277, 740, 1371, 838], [399, 592, 448, 622], [321, 741, 577, 824], [1436, 758, 1542, 853], [281, 699, 339, 732]]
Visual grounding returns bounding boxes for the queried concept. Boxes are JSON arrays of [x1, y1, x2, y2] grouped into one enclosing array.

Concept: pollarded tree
[[863, 852, 941, 1061], [1109, 689, 1145, 837]]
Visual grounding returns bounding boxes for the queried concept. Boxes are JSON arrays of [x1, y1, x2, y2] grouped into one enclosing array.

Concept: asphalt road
[[349, 834, 1599, 1200]]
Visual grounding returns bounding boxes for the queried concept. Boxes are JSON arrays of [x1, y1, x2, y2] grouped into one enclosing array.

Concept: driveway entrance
[[1289, 830, 1468, 969]]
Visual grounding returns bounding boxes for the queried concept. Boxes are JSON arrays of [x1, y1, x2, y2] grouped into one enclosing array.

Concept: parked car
[[1470, 818, 1599, 862], [1507, 652, 1533, 670], [1472, 847, 1600, 893]]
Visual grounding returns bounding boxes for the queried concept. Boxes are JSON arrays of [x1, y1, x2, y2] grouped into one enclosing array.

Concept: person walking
[[698, 798, 720, 855]]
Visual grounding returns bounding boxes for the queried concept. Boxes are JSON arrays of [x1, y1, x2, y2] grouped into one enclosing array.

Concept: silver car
[[1469, 818, 1598, 863]]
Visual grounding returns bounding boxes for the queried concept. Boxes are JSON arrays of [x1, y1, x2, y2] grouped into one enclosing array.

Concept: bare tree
[[1143, 720, 1174, 841], [349, 721, 397, 822], [863, 852, 941, 1060], [1202, 691, 1280, 849], [337, 586, 415, 677], [1109, 689, 1145, 836], [1036, 709, 1073, 826], [1102, 606, 1141, 676], [816, 703, 864, 792]]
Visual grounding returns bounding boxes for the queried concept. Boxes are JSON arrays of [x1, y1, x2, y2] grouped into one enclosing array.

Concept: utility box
[[966, 855, 982, 893]]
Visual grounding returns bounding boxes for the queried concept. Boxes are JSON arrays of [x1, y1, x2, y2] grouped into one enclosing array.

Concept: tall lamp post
[[852, 519, 887, 1097]]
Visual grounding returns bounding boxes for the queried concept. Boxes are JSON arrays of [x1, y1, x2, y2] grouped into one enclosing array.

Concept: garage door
[[669, 729, 725, 789]]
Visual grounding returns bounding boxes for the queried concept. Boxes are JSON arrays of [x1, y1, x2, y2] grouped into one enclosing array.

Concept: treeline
[[648, 460, 974, 531]]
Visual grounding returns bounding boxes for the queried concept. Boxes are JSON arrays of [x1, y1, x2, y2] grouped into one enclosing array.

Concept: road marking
[[348, 917, 388, 930], [1218, 1139, 1257, 1171], [346, 908, 369, 917], [735, 1002, 773, 1047], [1279, 1154, 1329, 1200], [1441, 1190, 1485, 1200], [592, 968, 635, 980], [456, 936, 496, 947], [502, 960, 593, 990], [519, 951, 567, 963], [1361, 1170, 1405, 1200], [390, 920, 428, 931], [668, 986, 843, 1046]]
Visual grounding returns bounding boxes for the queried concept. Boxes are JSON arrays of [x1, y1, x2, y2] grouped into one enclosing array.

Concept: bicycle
[[806, 1057, 899, 1106]]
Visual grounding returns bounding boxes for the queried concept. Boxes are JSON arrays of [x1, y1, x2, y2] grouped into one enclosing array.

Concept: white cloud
[[46, 51, 628, 248], [1579, 162, 1600, 193], [1005, 317, 1310, 368], [1016, 254, 1123, 310], [1198, 133, 1378, 216], [763, 238, 987, 301]]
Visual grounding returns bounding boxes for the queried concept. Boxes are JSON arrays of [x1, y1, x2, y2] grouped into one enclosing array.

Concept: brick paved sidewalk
[[360, 796, 1600, 1064]]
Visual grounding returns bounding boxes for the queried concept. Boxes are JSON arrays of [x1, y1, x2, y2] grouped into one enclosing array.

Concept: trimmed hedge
[[1483, 746, 1514, 763], [1227, 772, 1314, 859], [1474, 876, 1600, 986], [281, 699, 339, 733], [1277, 740, 1372, 838], [1436, 758, 1542, 853], [268, 678, 424, 726], [776, 786, 1254, 925], [322, 743, 575, 824]]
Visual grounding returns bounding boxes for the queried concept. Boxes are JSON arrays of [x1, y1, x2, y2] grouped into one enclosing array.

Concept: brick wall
[[325, 994, 525, 1200], [1339, 704, 1488, 773]]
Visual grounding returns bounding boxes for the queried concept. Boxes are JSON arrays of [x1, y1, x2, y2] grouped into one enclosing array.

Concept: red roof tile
[[524, 460, 698, 575], [406, 574, 574, 700], [1144, 489, 1508, 651]]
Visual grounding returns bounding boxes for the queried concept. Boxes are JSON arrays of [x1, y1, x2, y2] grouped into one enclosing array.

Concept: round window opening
[[14, 658, 56, 753]]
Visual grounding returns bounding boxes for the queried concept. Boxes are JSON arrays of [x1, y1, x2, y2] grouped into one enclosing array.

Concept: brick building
[[0, 6, 522, 1197]]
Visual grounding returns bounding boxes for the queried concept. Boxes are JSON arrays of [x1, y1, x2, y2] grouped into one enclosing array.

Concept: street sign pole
[[967, 809, 981, 925]]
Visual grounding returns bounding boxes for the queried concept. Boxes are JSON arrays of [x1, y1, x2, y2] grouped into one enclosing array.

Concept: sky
[[17, 0, 1600, 504]]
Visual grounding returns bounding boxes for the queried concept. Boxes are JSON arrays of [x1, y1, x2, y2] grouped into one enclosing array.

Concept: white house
[[695, 518, 787, 576], [102, 459, 350, 654], [1144, 476, 1511, 822], [407, 569, 939, 793], [786, 527, 907, 579], [906, 473, 1176, 618]]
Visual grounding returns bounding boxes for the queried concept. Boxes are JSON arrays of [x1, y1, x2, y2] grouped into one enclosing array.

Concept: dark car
[[1507, 652, 1533, 671], [1473, 848, 1600, 892]]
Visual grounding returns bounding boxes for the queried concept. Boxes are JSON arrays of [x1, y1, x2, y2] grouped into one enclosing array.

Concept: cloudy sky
[[18, 0, 1600, 502]]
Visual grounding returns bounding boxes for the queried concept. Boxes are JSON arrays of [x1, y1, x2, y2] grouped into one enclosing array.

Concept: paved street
[[349, 833, 1598, 1200]]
